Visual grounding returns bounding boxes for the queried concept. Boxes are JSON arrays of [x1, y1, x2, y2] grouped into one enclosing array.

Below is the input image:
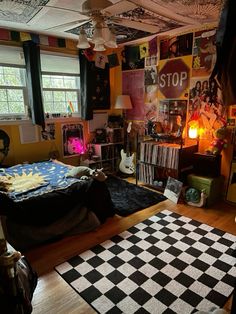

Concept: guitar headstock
[[127, 122, 132, 134]]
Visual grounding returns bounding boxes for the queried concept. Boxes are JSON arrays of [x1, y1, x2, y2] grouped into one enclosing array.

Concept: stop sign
[[159, 59, 190, 98]]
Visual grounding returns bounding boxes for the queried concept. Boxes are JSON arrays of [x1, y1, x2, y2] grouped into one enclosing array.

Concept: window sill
[[0, 116, 83, 126]]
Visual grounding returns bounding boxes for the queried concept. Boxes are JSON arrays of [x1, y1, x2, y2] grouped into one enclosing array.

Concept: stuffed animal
[[91, 168, 107, 182], [205, 127, 227, 155], [66, 166, 107, 182]]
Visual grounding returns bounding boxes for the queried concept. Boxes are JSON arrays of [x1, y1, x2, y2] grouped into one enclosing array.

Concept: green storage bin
[[187, 174, 224, 207]]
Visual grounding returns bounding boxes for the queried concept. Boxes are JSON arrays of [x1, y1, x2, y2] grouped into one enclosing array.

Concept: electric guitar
[[119, 122, 135, 175]]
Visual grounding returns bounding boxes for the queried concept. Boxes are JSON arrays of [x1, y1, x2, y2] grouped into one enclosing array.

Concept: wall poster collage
[[122, 28, 226, 142]]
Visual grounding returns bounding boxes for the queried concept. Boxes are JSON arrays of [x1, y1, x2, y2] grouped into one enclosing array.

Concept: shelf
[[91, 140, 124, 174], [137, 141, 198, 187]]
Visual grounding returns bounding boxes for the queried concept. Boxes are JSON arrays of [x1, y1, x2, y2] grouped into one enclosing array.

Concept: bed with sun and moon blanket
[[0, 160, 114, 251]]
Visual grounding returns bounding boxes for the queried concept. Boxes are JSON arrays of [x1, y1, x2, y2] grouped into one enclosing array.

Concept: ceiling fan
[[43, 0, 160, 34]]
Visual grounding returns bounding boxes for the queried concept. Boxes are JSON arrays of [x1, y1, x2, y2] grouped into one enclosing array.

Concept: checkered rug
[[55, 210, 236, 314]]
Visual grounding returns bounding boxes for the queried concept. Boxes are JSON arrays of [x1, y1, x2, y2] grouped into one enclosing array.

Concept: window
[[0, 46, 28, 119], [42, 74, 80, 114], [41, 53, 80, 116], [0, 66, 27, 116]]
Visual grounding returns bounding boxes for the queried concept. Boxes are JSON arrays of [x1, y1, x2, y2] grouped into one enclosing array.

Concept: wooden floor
[[27, 181, 236, 314]]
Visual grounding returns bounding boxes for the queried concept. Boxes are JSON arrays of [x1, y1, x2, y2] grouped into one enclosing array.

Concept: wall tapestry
[[61, 123, 85, 158], [122, 70, 145, 120]]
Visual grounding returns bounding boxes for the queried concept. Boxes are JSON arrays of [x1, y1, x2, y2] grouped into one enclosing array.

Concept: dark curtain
[[210, 0, 236, 106], [79, 50, 110, 120], [79, 50, 92, 120], [23, 41, 45, 129]]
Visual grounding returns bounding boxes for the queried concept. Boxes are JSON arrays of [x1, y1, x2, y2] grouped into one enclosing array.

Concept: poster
[[144, 85, 158, 122], [61, 123, 85, 158], [122, 69, 145, 120], [188, 77, 227, 139], [41, 123, 55, 141], [192, 29, 216, 77], [158, 99, 187, 135], [144, 66, 158, 85], [160, 33, 193, 60]]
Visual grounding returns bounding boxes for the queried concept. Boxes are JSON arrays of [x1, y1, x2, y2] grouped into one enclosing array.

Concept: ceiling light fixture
[[77, 23, 118, 51]]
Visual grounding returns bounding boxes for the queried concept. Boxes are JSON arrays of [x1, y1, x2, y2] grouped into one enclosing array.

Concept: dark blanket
[[0, 161, 115, 226], [106, 176, 166, 216], [0, 161, 115, 251]]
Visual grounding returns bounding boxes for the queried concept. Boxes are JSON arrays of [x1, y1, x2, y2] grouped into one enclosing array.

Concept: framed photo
[[61, 123, 85, 158], [164, 176, 183, 203]]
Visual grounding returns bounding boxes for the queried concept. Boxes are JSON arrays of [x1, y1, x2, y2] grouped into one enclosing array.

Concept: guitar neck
[[126, 133, 130, 156]]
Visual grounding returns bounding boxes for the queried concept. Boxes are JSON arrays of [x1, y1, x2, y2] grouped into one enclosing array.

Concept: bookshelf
[[92, 142, 123, 173], [137, 140, 198, 190]]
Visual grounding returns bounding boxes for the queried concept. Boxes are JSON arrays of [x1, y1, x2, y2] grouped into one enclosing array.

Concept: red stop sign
[[159, 59, 190, 98]]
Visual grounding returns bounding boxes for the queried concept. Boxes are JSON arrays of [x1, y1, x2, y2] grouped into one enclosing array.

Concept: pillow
[[66, 166, 94, 178]]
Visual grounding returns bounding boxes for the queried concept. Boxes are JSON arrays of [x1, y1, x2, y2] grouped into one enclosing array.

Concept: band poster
[[61, 123, 85, 158]]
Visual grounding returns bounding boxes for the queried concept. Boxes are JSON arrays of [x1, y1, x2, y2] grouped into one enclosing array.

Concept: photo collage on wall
[[149, 33, 193, 135], [122, 28, 225, 143]]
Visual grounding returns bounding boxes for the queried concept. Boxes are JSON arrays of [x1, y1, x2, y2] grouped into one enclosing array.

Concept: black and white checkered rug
[[55, 210, 236, 314]]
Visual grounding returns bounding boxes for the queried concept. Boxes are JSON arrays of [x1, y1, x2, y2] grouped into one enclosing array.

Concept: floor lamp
[[114, 95, 133, 115]]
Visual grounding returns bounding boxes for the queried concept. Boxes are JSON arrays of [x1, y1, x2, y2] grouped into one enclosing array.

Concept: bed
[[0, 160, 115, 251]]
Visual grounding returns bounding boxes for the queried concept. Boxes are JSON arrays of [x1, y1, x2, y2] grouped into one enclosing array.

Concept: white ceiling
[[0, 0, 224, 44]]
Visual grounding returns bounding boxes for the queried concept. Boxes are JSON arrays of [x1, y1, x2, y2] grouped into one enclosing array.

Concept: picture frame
[[164, 176, 183, 203]]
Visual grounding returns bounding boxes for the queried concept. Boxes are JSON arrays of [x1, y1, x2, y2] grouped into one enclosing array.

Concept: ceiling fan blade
[[113, 18, 160, 33], [102, 0, 138, 16], [38, 4, 86, 16], [46, 19, 90, 31]]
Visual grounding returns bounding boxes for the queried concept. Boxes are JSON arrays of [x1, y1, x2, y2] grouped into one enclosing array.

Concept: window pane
[[54, 102, 65, 112], [0, 102, 8, 114], [42, 76, 51, 88], [42, 75, 79, 89], [7, 89, 24, 102], [44, 102, 54, 113], [0, 66, 25, 87], [64, 77, 76, 89], [0, 66, 27, 117], [0, 90, 7, 101], [42, 74, 80, 114], [8, 102, 25, 114], [43, 91, 53, 101]]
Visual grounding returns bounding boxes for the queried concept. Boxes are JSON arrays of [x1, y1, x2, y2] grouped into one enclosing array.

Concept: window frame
[[41, 52, 81, 118], [0, 63, 29, 120]]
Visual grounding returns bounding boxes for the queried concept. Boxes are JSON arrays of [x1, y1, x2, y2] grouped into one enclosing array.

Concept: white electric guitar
[[119, 122, 135, 175]]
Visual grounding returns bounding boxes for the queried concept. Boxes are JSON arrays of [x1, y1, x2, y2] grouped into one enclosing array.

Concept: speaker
[[193, 153, 221, 177]]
